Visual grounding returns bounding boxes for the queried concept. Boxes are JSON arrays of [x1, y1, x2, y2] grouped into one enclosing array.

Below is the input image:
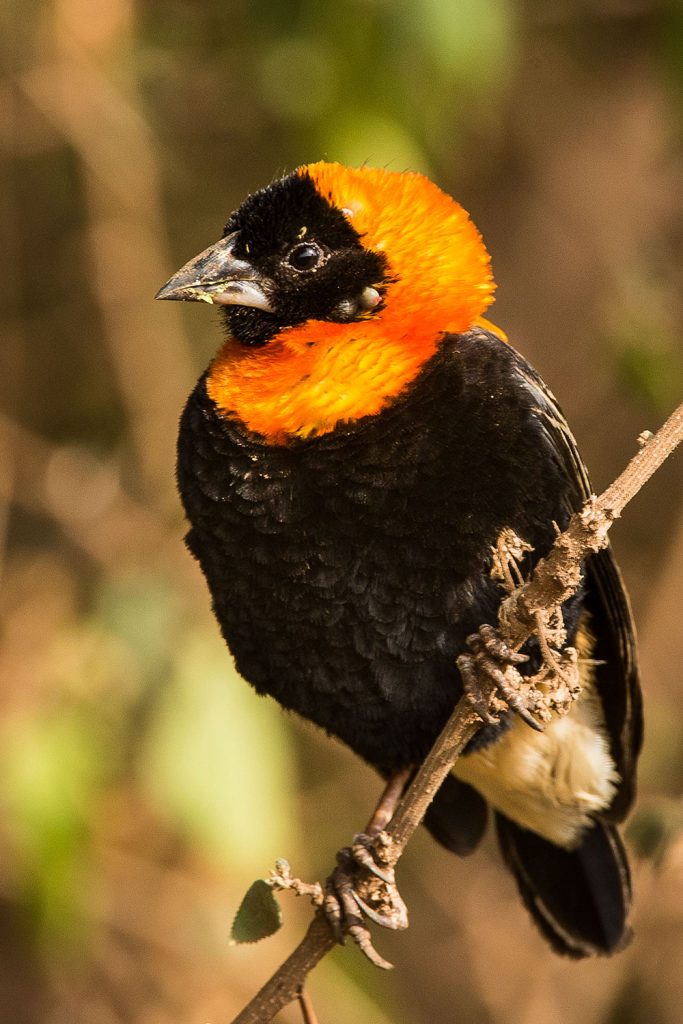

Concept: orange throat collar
[[206, 313, 503, 444]]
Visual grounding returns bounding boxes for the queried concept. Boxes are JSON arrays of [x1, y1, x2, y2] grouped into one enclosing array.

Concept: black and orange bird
[[157, 163, 642, 958]]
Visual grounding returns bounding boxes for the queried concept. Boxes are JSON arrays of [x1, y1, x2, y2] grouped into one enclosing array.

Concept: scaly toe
[[350, 834, 395, 884]]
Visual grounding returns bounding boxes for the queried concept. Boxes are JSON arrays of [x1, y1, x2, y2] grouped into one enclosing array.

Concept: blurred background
[[1, 1, 682, 1021]]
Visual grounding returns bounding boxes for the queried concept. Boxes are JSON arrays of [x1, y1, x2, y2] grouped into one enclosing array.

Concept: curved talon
[[352, 890, 408, 931], [480, 661, 544, 733], [351, 891, 396, 929], [508, 699, 544, 732], [350, 836, 395, 884], [323, 829, 407, 968], [459, 654, 502, 725], [460, 626, 544, 733]]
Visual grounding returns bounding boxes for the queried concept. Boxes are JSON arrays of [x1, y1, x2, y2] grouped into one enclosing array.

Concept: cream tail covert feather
[[453, 677, 620, 846]]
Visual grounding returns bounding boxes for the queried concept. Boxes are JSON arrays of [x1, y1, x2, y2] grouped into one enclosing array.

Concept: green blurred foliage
[[142, 629, 296, 871], [616, 340, 683, 416], [2, 706, 104, 943]]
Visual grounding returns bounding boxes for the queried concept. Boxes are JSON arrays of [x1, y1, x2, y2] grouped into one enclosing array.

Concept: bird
[[156, 162, 642, 958]]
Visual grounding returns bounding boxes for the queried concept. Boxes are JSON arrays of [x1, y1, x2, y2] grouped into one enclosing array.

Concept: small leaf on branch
[[231, 880, 283, 944]]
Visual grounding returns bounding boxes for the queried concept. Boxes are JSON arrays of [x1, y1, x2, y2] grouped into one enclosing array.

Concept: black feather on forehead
[[223, 170, 361, 257]]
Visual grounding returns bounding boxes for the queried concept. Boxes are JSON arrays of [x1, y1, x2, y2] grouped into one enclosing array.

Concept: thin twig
[[230, 400, 683, 1024], [385, 699, 490, 855], [297, 987, 320, 1024]]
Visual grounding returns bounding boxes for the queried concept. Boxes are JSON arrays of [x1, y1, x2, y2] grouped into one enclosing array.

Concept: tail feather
[[424, 775, 488, 856], [495, 813, 632, 958]]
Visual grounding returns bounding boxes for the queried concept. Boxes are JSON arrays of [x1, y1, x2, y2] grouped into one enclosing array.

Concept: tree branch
[[231, 400, 683, 1024]]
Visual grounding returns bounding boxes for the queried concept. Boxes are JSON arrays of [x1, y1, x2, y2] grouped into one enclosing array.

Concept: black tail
[[495, 813, 632, 958], [424, 775, 488, 856]]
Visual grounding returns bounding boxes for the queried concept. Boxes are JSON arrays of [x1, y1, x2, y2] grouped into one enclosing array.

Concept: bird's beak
[[155, 231, 274, 312]]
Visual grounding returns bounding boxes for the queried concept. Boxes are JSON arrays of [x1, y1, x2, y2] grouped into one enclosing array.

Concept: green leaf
[[231, 880, 283, 944]]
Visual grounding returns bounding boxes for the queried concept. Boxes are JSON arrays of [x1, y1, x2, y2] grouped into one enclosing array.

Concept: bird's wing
[[509, 350, 642, 819]]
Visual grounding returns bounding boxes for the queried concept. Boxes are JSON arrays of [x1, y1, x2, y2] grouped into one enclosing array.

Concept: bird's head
[[157, 163, 499, 440]]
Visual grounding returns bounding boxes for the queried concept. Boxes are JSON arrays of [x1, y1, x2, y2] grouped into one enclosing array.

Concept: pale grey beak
[[155, 231, 274, 312]]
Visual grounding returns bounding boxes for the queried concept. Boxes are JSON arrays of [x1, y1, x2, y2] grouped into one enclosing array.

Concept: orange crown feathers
[[301, 162, 496, 336]]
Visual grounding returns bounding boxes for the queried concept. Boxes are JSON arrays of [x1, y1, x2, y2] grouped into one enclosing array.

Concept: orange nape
[[207, 163, 499, 443]]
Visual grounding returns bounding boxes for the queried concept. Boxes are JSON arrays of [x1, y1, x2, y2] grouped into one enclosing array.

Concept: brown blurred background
[[1, 1, 682, 1022]]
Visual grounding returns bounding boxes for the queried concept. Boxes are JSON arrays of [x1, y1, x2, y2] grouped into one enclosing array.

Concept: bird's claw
[[352, 887, 407, 930], [459, 624, 544, 732], [323, 835, 407, 969], [351, 832, 395, 883]]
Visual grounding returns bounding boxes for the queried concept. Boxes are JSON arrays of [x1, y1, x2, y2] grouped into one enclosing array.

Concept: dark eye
[[288, 242, 323, 271]]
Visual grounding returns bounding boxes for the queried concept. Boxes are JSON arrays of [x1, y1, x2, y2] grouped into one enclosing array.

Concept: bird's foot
[[323, 831, 407, 970], [272, 772, 411, 969], [458, 623, 544, 732]]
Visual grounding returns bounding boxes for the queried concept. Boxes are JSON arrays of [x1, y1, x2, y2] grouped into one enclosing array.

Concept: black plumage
[[177, 329, 640, 955]]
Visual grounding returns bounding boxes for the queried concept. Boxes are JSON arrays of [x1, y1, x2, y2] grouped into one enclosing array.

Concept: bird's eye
[[287, 242, 323, 272]]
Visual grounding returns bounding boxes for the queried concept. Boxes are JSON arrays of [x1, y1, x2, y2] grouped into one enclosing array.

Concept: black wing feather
[[509, 350, 642, 819]]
